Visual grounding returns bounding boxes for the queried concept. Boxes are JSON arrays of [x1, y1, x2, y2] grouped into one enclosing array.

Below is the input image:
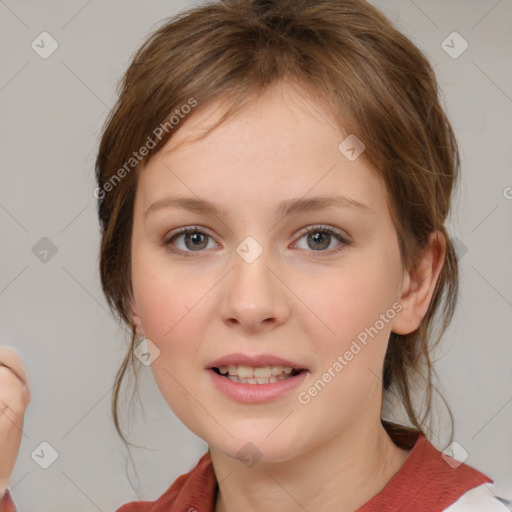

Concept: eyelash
[[163, 225, 351, 258]]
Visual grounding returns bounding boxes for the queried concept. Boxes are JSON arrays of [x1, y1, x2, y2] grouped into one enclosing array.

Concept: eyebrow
[[145, 194, 374, 219]]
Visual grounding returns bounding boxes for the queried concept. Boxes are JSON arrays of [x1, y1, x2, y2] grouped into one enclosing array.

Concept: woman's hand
[[0, 346, 30, 498]]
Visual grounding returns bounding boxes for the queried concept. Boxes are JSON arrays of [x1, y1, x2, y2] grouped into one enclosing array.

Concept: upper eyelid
[[295, 224, 348, 238], [166, 225, 215, 241]]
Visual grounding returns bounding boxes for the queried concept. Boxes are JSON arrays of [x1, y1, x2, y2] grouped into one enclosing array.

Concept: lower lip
[[207, 368, 308, 403]]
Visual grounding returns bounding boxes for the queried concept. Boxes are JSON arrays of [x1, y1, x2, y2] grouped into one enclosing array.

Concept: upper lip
[[207, 352, 307, 370]]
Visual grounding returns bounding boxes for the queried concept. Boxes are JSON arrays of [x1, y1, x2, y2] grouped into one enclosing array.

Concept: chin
[[211, 435, 303, 466]]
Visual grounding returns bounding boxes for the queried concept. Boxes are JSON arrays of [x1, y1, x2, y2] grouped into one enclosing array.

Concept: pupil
[[309, 231, 329, 250], [186, 232, 207, 250]]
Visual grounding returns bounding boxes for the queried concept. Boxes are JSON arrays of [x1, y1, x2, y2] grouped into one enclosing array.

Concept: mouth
[[210, 365, 305, 385], [206, 357, 309, 402]]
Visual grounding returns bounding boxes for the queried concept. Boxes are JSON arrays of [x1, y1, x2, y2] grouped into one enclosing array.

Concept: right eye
[[164, 226, 218, 256]]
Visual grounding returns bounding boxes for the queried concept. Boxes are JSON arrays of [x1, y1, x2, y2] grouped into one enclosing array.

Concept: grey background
[[0, 0, 511, 510]]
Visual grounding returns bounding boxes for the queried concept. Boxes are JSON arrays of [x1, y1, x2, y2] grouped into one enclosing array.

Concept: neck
[[211, 421, 412, 512]]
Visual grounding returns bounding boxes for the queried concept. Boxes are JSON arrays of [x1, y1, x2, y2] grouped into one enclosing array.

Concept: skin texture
[[0, 345, 31, 498], [130, 81, 445, 512]]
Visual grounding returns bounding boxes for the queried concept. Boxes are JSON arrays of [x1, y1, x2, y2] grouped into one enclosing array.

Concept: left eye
[[294, 226, 349, 253]]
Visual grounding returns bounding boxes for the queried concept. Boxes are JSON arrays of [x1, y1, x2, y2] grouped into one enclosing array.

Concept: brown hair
[[95, 0, 459, 450]]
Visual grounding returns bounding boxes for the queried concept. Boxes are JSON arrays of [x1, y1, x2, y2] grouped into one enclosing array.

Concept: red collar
[[355, 432, 493, 511]]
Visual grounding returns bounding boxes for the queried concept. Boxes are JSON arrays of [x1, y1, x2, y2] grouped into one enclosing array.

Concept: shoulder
[[396, 433, 511, 511], [0, 489, 16, 512], [115, 451, 217, 512], [443, 482, 512, 511], [361, 423, 509, 512]]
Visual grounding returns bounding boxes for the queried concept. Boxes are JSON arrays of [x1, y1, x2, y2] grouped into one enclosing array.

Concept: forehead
[[136, 81, 388, 215], [163, 81, 343, 152]]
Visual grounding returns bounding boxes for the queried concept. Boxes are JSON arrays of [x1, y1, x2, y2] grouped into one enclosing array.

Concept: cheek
[[131, 259, 208, 422], [292, 248, 402, 418], [132, 245, 204, 339], [299, 256, 401, 352], [131, 262, 209, 415], [294, 270, 397, 429]]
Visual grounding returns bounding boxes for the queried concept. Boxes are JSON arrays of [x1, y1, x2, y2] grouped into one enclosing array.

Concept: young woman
[[1, 0, 510, 510]]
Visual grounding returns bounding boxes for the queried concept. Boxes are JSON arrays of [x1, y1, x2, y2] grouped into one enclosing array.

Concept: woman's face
[[130, 82, 410, 463]]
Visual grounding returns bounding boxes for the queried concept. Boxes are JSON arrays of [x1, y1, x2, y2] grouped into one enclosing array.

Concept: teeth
[[216, 364, 298, 382], [254, 367, 271, 378], [237, 365, 254, 379], [225, 374, 290, 384]]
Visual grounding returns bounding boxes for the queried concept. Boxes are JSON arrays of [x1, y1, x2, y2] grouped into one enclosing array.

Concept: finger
[[0, 346, 28, 386]]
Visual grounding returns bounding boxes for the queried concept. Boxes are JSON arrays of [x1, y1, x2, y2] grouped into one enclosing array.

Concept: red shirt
[[2, 425, 505, 511]]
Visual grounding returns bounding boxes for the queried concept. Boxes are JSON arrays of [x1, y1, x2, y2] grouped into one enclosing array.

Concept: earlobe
[[131, 303, 145, 337], [391, 231, 446, 335]]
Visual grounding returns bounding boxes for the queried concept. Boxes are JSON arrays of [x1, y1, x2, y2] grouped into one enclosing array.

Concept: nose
[[219, 241, 291, 333]]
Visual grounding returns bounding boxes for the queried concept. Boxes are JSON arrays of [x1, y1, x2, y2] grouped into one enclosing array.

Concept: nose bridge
[[219, 234, 288, 328], [232, 234, 275, 302]]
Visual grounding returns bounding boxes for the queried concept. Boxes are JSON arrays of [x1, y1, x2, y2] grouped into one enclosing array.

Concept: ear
[[131, 302, 145, 337], [391, 231, 446, 335]]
